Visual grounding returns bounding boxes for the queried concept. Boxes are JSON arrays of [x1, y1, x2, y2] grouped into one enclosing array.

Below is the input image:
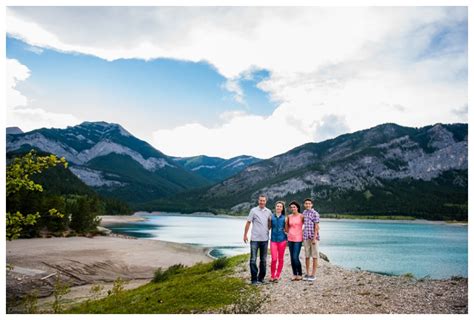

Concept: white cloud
[[451, 104, 468, 122], [153, 111, 309, 159], [6, 7, 467, 158], [7, 58, 30, 108], [222, 78, 245, 104], [25, 45, 44, 55], [6, 58, 81, 132]]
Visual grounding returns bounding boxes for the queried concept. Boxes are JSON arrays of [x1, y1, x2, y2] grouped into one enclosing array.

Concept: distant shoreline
[[124, 211, 467, 225], [99, 215, 148, 226]]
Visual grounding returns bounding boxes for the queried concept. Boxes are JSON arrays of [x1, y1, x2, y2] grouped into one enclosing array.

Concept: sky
[[6, 6, 468, 159]]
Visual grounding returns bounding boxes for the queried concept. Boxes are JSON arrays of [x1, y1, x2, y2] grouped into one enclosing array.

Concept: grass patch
[[67, 254, 256, 314]]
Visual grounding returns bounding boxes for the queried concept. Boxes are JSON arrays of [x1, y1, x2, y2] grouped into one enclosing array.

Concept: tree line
[[6, 150, 131, 240]]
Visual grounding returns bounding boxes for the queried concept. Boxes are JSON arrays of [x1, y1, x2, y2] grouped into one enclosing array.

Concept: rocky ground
[[233, 252, 468, 314]]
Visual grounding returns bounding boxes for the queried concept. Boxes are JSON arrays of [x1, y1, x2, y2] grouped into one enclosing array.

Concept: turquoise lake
[[106, 214, 468, 279]]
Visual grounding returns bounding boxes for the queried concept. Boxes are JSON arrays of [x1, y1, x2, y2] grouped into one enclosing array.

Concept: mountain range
[[144, 122, 468, 220], [6, 121, 468, 220], [6, 121, 257, 204], [171, 155, 260, 183]]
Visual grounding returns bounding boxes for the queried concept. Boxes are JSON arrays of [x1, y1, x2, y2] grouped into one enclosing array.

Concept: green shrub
[[22, 290, 39, 314], [110, 277, 127, 296], [52, 275, 70, 313], [212, 257, 229, 270], [152, 264, 185, 283]]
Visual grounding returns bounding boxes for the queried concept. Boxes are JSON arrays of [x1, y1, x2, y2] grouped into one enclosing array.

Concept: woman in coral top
[[285, 201, 304, 281]]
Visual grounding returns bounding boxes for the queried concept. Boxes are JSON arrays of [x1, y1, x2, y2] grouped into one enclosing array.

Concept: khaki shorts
[[304, 239, 319, 258]]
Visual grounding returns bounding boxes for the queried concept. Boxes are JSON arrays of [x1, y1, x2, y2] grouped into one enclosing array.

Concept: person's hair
[[258, 194, 267, 200], [304, 198, 313, 204], [288, 201, 301, 213], [275, 201, 286, 216]]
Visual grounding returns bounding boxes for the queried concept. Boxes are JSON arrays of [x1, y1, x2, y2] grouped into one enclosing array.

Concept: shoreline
[[128, 211, 467, 225], [134, 211, 245, 219], [98, 215, 148, 226]]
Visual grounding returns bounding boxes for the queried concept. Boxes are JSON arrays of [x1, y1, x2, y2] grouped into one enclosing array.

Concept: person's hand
[[312, 238, 316, 244], [243, 235, 248, 243]]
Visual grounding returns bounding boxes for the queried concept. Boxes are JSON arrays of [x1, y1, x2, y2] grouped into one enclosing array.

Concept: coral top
[[287, 213, 303, 242]]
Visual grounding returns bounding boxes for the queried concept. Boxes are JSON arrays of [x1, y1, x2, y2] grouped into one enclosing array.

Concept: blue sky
[[7, 36, 275, 134], [6, 7, 468, 158]]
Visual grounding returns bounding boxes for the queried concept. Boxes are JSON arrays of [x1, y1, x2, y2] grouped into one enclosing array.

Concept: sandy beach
[[6, 225, 212, 312]]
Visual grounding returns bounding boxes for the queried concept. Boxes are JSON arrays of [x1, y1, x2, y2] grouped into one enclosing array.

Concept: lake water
[[106, 214, 468, 279]]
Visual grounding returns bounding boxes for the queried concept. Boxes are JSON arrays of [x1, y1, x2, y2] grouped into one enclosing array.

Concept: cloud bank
[[7, 7, 467, 158], [7, 58, 81, 132]]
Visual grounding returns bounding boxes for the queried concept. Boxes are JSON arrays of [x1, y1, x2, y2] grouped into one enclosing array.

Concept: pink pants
[[270, 240, 287, 279]]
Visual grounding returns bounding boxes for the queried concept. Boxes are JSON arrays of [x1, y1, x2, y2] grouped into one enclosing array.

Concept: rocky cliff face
[[202, 123, 467, 215]]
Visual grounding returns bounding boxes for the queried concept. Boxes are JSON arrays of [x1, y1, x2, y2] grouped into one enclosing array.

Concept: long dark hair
[[288, 200, 301, 213], [275, 201, 286, 216]]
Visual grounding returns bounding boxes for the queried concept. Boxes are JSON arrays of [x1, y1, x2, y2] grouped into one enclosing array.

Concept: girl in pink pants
[[270, 201, 287, 282]]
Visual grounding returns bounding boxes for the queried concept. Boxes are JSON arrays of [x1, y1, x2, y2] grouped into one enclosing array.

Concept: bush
[[22, 290, 39, 314], [110, 277, 127, 296], [52, 275, 71, 313], [212, 257, 230, 270], [152, 264, 185, 283]]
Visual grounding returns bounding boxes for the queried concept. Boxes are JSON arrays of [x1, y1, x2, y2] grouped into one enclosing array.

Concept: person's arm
[[284, 216, 289, 234], [313, 222, 319, 244], [313, 211, 320, 243], [268, 212, 272, 230], [243, 221, 251, 243], [244, 210, 254, 243]]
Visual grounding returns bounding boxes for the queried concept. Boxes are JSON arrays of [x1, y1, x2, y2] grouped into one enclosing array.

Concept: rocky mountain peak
[[76, 121, 131, 137], [6, 127, 23, 135]]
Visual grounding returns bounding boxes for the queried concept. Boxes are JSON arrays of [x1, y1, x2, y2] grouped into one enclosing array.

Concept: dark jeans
[[288, 241, 303, 276], [249, 240, 268, 282]]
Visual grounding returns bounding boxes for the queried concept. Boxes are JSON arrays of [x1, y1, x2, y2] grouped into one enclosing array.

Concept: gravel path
[[234, 251, 468, 314]]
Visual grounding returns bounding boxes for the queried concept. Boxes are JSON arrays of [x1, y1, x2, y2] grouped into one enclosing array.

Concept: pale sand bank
[[99, 215, 147, 225], [6, 235, 212, 311]]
